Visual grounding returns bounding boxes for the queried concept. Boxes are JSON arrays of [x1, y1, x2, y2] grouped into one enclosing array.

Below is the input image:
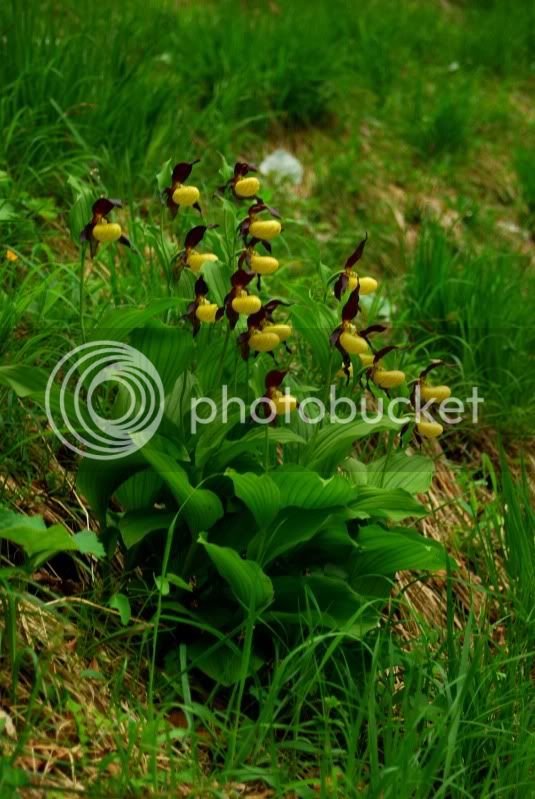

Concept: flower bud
[[93, 222, 122, 243], [249, 220, 282, 240], [263, 323, 292, 341], [339, 331, 369, 355], [235, 177, 260, 197], [187, 251, 218, 272], [250, 255, 279, 275], [249, 331, 280, 352], [417, 420, 443, 438], [232, 293, 262, 315], [172, 185, 200, 206], [420, 384, 451, 402], [373, 369, 405, 388], [348, 275, 378, 295], [195, 302, 218, 323]]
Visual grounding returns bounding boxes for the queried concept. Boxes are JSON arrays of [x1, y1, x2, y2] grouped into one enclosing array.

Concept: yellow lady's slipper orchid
[[249, 219, 282, 240], [250, 254, 279, 275], [92, 221, 122, 243], [232, 292, 262, 315], [359, 353, 375, 367], [336, 364, 353, 379], [420, 384, 451, 402], [271, 391, 298, 415], [235, 176, 260, 198], [263, 322, 292, 341], [417, 420, 443, 438], [373, 369, 405, 389], [339, 331, 369, 355], [249, 330, 281, 352], [172, 185, 200, 207], [187, 251, 218, 272], [348, 275, 378, 295], [195, 301, 218, 323]]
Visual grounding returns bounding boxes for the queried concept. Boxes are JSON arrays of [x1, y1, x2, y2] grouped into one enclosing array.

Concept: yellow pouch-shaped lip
[[172, 185, 200, 206], [235, 177, 260, 197], [249, 331, 280, 352], [232, 294, 262, 315], [373, 369, 405, 388], [339, 331, 369, 355], [348, 275, 378, 294], [420, 384, 451, 402], [93, 222, 122, 242], [249, 220, 282, 240], [187, 251, 218, 272], [250, 255, 279, 275], [417, 420, 443, 438], [195, 303, 218, 323], [263, 323, 292, 341]]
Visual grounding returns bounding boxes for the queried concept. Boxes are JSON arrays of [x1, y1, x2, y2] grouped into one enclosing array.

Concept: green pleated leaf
[[225, 470, 280, 529], [351, 524, 453, 576], [366, 453, 434, 494], [199, 535, 273, 612], [137, 438, 223, 534]]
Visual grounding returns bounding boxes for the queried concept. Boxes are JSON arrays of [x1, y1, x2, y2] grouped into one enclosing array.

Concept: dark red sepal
[[341, 287, 360, 322], [345, 233, 368, 268]]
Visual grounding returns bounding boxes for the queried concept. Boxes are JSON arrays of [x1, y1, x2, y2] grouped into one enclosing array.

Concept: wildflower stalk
[[79, 244, 86, 342], [215, 323, 231, 388]]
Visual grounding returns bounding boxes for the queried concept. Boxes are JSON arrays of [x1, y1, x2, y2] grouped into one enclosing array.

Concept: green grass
[[1, 0, 534, 795]]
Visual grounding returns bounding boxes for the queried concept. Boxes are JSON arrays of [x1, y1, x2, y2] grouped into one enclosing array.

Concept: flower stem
[[215, 323, 231, 389], [79, 245, 86, 342]]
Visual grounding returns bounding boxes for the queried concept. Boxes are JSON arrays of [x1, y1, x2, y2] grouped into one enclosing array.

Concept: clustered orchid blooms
[[237, 300, 292, 360], [80, 155, 453, 443], [80, 198, 131, 258]]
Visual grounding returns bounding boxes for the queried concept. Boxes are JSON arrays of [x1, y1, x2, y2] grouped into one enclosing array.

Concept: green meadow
[[1, 1, 534, 796]]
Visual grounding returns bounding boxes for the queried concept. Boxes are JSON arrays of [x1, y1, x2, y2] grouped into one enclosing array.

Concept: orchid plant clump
[[65, 155, 456, 683]]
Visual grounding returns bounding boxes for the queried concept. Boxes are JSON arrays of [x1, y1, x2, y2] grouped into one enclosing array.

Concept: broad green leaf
[[350, 525, 452, 576], [225, 470, 280, 529], [129, 325, 194, 393], [199, 535, 273, 612], [137, 438, 223, 534], [268, 467, 357, 509], [119, 509, 176, 548], [302, 417, 401, 474], [291, 303, 333, 378], [187, 639, 264, 687], [366, 453, 434, 494], [156, 158, 172, 192], [88, 299, 186, 342], [109, 593, 131, 626], [269, 574, 375, 633], [114, 469, 164, 512], [73, 531, 106, 558], [0, 511, 103, 559], [249, 507, 334, 566], [77, 451, 149, 524], [214, 427, 306, 470], [348, 487, 426, 521]]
